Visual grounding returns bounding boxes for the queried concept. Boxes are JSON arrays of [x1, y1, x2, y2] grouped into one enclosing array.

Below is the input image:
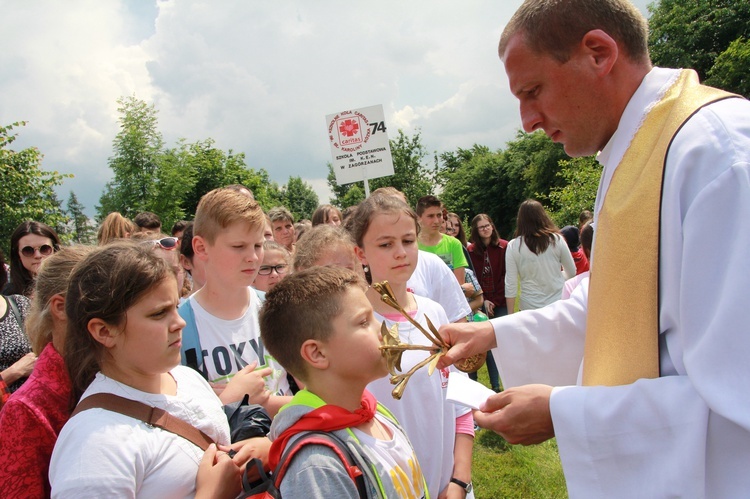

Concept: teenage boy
[[260, 267, 427, 499], [180, 188, 290, 415], [267, 206, 296, 253], [416, 196, 468, 285], [132, 211, 162, 235]]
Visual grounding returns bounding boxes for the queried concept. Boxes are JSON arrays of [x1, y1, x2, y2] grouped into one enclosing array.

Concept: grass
[[470, 366, 568, 499]]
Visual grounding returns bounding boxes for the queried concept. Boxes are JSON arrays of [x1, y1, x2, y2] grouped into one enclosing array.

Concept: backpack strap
[[72, 393, 215, 451], [5, 295, 25, 334], [178, 300, 206, 378], [240, 431, 367, 498]]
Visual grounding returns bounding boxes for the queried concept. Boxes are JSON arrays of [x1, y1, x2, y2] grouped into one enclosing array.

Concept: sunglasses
[[258, 264, 289, 276], [143, 237, 179, 250], [20, 244, 55, 257]]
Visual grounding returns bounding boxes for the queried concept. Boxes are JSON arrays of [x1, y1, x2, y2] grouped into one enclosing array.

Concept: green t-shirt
[[418, 234, 468, 270]]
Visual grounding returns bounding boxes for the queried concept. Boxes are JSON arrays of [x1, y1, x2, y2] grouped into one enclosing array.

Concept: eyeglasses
[[258, 264, 289, 276], [20, 244, 55, 257], [144, 237, 179, 250], [477, 224, 493, 231]]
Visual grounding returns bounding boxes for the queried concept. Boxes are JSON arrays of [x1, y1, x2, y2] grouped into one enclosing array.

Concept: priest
[[438, 0, 750, 497]]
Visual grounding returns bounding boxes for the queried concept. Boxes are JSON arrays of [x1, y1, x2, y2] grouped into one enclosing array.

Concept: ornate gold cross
[[373, 281, 485, 399]]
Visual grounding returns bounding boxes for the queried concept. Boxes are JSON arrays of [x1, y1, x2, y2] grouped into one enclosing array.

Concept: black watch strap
[[450, 477, 473, 493]]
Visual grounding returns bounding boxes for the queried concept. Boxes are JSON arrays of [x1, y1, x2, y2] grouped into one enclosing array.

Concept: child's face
[[154, 247, 185, 294], [254, 249, 289, 292], [324, 286, 387, 382], [180, 253, 207, 291], [313, 246, 367, 282], [446, 215, 460, 237], [202, 221, 265, 290], [314, 245, 358, 271], [418, 206, 443, 236], [356, 212, 418, 286], [272, 219, 295, 249], [106, 276, 185, 378], [263, 221, 274, 241], [326, 212, 341, 226]]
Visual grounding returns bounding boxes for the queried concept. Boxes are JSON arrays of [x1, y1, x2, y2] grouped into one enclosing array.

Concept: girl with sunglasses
[[3, 221, 61, 298]]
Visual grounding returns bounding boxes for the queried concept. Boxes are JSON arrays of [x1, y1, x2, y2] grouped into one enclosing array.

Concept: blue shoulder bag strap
[[178, 300, 206, 379]]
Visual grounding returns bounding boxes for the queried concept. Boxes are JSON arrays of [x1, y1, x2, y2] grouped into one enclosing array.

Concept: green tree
[[546, 156, 601, 227], [281, 176, 319, 221], [438, 145, 506, 228], [177, 138, 282, 218], [97, 96, 164, 220], [66, 191, 95, 244], [96, 98, 283, 228], [1, 121, 71, 253], [438, 132, 569, 237], [339, 183, 366, 208], [327, 129, 435, 209], [648, 0, 750, 92], [705, 37, 750, 98]]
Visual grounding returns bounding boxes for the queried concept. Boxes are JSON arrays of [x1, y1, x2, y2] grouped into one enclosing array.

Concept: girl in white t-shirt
[[49, 242, 240, 498], [348, 194, 476, 499]]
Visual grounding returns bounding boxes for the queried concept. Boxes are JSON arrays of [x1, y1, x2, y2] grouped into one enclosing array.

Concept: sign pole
[[363, 165, 370, 198]]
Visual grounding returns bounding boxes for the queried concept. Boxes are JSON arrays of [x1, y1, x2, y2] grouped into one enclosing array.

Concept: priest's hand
[[473, 384, 554, 445], [436, 320, 497, 369]]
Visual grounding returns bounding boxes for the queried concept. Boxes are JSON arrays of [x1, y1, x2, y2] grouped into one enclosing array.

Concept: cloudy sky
[[1, 0, 652, 216]]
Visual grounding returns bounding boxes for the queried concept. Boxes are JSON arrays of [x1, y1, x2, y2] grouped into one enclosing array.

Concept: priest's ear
[[579, 29, 618, 76]]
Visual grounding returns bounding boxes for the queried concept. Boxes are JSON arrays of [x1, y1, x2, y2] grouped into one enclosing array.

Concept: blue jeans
[[468, 306, 505, 391]]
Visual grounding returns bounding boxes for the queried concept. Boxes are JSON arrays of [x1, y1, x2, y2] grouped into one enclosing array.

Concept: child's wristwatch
[[450, 477, 473, 494]]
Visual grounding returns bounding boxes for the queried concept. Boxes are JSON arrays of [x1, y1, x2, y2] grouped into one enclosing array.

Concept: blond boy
[[179, 188, 290, 415]]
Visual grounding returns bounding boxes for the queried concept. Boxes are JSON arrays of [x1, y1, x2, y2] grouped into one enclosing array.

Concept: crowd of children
[[0, 186, 588, 498]]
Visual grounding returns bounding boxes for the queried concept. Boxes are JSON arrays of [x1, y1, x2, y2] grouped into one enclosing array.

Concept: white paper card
[[446, 372, 497, 410]]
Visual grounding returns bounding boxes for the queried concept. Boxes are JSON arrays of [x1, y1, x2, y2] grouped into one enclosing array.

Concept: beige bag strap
[[72, 392, 215, 451]]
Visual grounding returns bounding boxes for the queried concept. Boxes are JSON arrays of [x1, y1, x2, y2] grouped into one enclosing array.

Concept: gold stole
[[582, 70, 736, 386]]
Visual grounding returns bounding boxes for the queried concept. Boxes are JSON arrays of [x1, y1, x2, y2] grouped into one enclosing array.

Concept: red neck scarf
[[268, 390, 377, 469]]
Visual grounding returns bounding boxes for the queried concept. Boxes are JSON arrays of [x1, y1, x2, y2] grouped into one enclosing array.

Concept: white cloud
[[1, 0, 653, 216]]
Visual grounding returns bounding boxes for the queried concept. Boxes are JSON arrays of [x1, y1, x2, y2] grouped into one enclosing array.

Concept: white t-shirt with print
[[352, 414, 427, 499], [188, 291, 290, 395], [367, 295, 471, 497]]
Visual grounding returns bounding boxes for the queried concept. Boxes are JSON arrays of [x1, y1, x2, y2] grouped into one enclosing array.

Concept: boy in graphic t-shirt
[[179, 188, 292, 418]]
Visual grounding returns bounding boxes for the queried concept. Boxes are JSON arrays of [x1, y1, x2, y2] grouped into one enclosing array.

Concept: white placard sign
[[326, 104, 395, 186]]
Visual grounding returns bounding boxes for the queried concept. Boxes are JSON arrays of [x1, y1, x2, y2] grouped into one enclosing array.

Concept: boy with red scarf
[[260, 267, 427, 498]]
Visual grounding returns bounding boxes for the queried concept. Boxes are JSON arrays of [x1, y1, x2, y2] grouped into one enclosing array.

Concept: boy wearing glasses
[[178, 188, 292, 417]]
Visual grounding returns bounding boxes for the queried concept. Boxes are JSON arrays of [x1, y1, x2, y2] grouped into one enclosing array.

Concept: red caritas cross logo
[[338, 119, 359, 137], [328, 110, 371, 152], [336, 116, 364, 147]]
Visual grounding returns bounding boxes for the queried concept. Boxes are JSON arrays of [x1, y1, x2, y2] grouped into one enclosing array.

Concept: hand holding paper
[[446, 372, 497, 410]]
